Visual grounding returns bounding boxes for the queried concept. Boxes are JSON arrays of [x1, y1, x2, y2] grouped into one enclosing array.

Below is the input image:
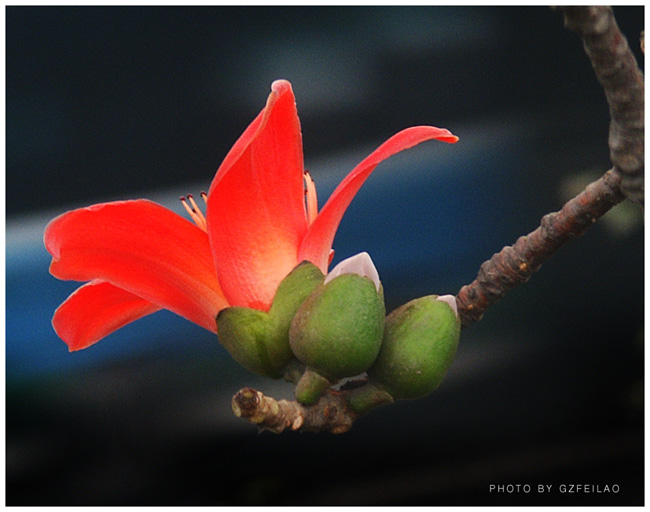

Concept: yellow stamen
[[180, 193, 208, 232], [304, 171, 318, 226]]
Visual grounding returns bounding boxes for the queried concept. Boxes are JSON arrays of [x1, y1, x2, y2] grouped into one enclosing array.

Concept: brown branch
[[557, 6, 644, 205], [231, 387, 356, 434], [455, 169, 624, 328], [456, 6, 643, 327]]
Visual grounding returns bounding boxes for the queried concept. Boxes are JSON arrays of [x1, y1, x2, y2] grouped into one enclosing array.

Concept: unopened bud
[[323, 251, 381, 292], [368, 295, 460, 400], [290, 253, 385, 404]]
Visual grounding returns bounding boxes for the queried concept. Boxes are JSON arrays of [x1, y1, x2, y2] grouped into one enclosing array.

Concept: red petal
[[53, 280, 162, 351], [45, 199, 228, 332], [207, 80, 308, 310], [299, 126, 458, 270]]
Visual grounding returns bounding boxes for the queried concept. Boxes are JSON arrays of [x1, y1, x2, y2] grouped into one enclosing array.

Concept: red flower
[[45, 80, 458, 351]]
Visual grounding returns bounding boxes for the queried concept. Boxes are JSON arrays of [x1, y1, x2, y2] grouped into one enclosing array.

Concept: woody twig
[[232, 387, 356, 434], [457, 6, 643, 327], [455, 169, 624, 327], [558, 6, 644, 205]]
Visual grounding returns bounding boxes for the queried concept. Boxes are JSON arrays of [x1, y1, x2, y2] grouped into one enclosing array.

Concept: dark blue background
[[7, 6, 644, 505]]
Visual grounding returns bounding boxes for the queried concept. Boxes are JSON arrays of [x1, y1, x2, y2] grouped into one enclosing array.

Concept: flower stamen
[[180, 193, 208, 232], [304, 171, 318, 226]]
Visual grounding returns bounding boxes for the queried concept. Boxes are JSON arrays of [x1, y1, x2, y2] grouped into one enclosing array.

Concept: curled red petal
[[207, 80, 308, 310], [299, 126, 458, 271], [45, 199, 228, 332], [53, 280, 162, 351]]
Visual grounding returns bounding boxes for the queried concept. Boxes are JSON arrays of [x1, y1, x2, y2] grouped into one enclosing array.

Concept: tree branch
[[455, 169, 624, 328], [231, 387, 356, 434], [557, 6, 644, 205], [456, 6, 643, 327]]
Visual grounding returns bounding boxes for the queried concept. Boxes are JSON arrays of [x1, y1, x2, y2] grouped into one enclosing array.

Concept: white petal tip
[[271, 79, 292, 92], [436, 294, 459, 318], [324, 252, 381, 292]]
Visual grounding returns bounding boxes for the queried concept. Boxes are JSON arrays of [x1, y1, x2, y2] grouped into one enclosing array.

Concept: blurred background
[[6, 6, 644, 506]]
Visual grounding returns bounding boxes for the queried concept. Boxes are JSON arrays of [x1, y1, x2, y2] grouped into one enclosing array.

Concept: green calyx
[[289, 273, 385, 387], [368, 295, 460, 400], [216, 261, 325, 379]]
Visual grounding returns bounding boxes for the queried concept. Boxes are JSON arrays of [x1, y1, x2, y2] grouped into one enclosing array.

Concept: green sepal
[[216, 307, 281, 378], [368, 295, 460, 400], [289, 273, 385, 382], [269, 261, 326, 332], [216, 261, 325, 379]]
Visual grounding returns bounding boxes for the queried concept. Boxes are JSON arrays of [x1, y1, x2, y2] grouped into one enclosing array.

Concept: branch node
[[232, 387, 357, 434]]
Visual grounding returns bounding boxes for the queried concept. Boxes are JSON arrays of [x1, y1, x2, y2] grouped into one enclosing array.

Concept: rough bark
[[558, 6, 644, 205], [455, 169, 625, 327]]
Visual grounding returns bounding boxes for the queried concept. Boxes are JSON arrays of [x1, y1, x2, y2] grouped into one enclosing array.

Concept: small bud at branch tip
[[436, 294, 459, 318], [324, 252, 381, 292]]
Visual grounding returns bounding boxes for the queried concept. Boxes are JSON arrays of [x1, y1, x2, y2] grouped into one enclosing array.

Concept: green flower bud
[[216, 261, 324, 379], [368, 295, 460, 400], [290, 253, 385, 403]]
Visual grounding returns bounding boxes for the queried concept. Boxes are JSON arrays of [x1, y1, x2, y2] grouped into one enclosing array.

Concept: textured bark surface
[[455, 169, 625, 327], [232, 387, 356, 434], [558, 6, 644, 205]]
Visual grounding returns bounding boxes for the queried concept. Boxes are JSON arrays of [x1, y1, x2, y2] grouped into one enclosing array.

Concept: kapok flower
[[45, 79, 458, 351]]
